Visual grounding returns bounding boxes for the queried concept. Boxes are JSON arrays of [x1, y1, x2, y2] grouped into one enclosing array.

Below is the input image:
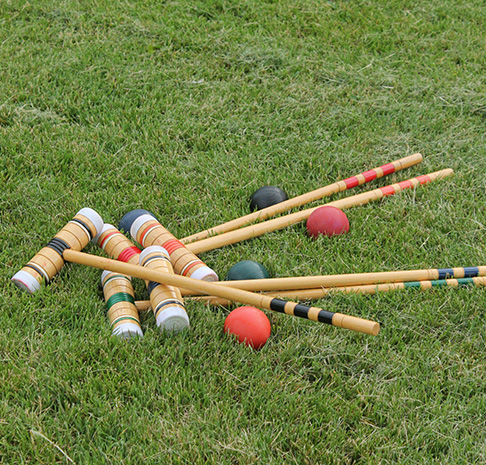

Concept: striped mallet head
[[101, 270, 143, 339], [95, 223, 142, 265], [96, 225, 189, 332], [95, 223, 194, 296], [139, 246, 190, 333], [121, 210, 218, 282], [12, 208, 103, 293]]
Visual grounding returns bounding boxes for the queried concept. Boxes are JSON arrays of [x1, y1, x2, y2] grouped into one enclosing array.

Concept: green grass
[[1, 0, 486, 463]]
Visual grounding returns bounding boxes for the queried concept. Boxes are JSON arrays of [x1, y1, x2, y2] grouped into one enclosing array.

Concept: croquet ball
[[224, 306, 271, 349], [118, 209, 157, 233], [306, 206, 349, 238], [225, 260, 270, 281], [249, 185, 288, 211]]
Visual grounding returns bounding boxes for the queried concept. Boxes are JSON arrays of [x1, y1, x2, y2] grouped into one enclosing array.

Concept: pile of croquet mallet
[[13, 153, 473, 347]]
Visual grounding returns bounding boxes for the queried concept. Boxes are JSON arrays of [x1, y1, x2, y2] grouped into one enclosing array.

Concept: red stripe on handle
[[381, 163, 396, 176], [118, 246, 141, 263], [380, 185, 397, 196], [417, 174, 432, 185], [344, 161, 397, 189], [343, 176, 359, 189], [380, 174, 433, 198], [163, 239, 185, 255], [99, 230, 119, 248], [362, 169, 378, 182], [397, 180, 414, 190]]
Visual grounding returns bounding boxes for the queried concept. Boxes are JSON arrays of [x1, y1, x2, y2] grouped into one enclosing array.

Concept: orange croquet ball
[[224, 306, 271, 350], [306, 205, 349, 238]]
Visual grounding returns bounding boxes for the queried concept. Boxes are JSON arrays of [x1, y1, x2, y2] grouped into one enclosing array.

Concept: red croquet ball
[[224, 306, 271, 350], [306, 206, 349, 238]]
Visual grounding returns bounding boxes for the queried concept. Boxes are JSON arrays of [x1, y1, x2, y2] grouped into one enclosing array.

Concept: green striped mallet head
[[101, 270, 143, 339]]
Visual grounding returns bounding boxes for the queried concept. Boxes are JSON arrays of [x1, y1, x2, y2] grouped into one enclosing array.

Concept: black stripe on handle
[[269, 299, 287, 313]]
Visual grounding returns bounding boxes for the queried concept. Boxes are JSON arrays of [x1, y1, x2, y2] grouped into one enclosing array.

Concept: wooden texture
[[102, 272, 141, 332], [132, 217, 216, 280], [134, 275, 486, 308], [140, 248, 186, 320], [171, 265, 486, 293], [15, 211, 99, 287], [97, 226, 141, 265]]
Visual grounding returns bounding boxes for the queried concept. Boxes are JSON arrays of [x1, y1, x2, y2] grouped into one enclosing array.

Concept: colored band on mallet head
[[12, 208, 103, 294], [101, 270, 143, 339], [127, 211, 218, 282], [96, 224, 191, 332], [95, 223, 142, 265], [139, 246, 190, 333]]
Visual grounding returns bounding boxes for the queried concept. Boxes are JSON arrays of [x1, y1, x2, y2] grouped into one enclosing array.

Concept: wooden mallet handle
[[172, 265, 485, 294], [182, 153, 423, 243], [186, 169, 453, 255]]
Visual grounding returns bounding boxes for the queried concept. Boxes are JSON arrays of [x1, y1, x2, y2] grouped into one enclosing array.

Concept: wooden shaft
[[135, 275, 486, 309], [172, 265, 486, 294], [202, 275, 486, 303], [186, 169, 454, 255], [62, 249, 380, 336], [182, 153, 423, 244]]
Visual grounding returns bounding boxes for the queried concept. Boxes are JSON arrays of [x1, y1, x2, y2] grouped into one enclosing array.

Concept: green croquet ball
[[249, 185, 288, 211], [225, 260, 270, 281]]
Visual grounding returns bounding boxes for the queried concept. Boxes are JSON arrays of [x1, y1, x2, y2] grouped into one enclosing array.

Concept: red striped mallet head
[[123, 210, 218, 282], [95, 223, 142, 265], [12, 208, 103, 293]]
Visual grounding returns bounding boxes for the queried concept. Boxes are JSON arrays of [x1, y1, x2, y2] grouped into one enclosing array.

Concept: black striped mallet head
[[11, 208, 103, 293], [139, 245, 190, 333]]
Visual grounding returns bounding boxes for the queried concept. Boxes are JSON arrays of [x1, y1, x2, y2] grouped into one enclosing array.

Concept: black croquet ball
[[249, 186, 288, 211]]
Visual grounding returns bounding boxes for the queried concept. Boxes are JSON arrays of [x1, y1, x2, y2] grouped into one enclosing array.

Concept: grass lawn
[[1, 0, 485, 463]]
